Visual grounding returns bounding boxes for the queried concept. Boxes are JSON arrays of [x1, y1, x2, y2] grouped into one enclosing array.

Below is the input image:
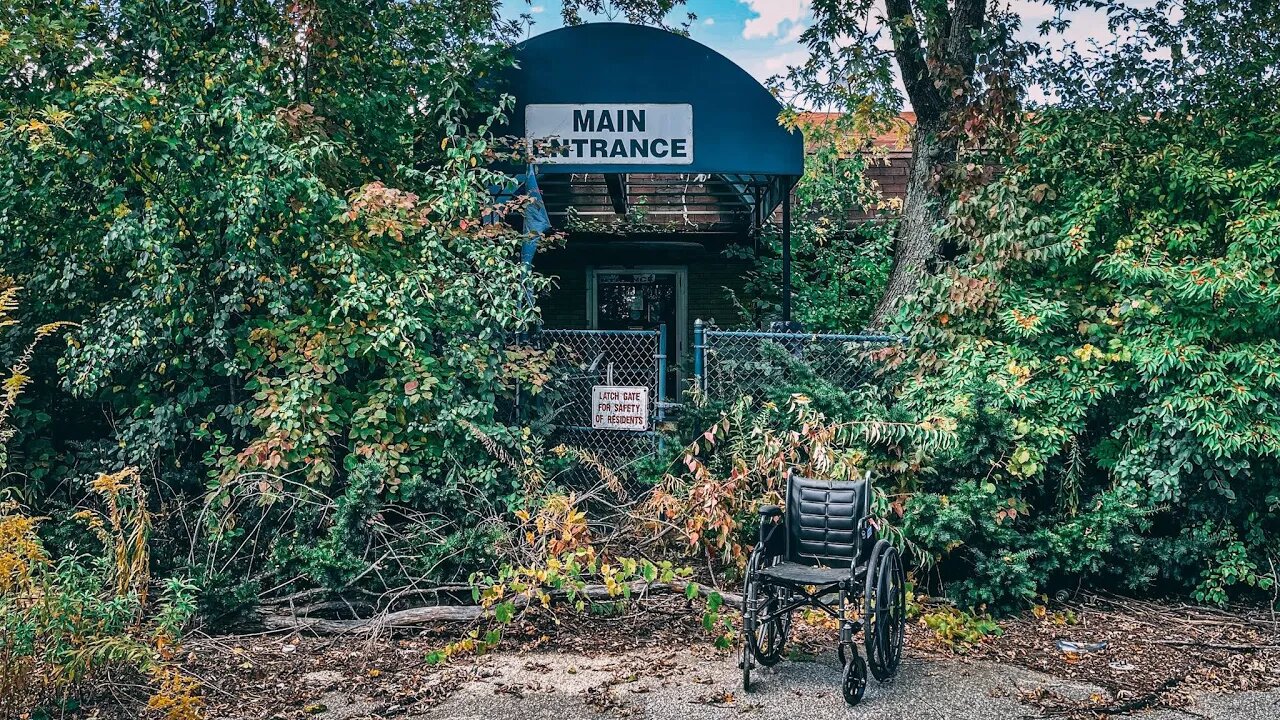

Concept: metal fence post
[[656, 323, 667, 425], [693, 318, 705, 396], [656, 324, 668, 455]]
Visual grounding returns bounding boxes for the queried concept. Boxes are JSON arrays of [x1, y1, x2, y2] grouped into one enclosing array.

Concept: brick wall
[[862, 151, 911, 217], [686, 253, 753, 328]]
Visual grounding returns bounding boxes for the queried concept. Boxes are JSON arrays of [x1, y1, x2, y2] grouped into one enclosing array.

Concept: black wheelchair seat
[[739, 469, 906, 706], [756, 561, 863, 586]]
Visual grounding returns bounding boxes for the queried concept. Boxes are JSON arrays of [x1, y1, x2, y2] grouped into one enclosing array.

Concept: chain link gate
[[535, 326, 667, 485], [526, 321, 899, 484], [693, 319, 903, 404]]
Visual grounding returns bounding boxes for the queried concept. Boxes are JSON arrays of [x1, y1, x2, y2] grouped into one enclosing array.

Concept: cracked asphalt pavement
[[304, 648, 1280, 720]]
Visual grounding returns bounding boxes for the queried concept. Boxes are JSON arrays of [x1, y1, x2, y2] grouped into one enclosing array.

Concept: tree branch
[[946, 0, 988, 80], [255, 580, 743, 636], [884, 0, 945, 121]]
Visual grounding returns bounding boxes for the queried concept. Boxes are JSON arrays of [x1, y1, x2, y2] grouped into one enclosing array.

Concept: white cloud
[[724, 0, 1140, 108], [529, 4, 545, 13], [740, 0, 809, 40], [778, 20, 806, 45], [735, 46, 811, 84], [704, 17, 715, 26]]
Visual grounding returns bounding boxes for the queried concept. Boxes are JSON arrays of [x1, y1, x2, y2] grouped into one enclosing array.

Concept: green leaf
[[494, 601, 515, 624]]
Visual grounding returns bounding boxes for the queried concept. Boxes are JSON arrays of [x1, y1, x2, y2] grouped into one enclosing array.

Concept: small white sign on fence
[[591, 386, 649, 431]]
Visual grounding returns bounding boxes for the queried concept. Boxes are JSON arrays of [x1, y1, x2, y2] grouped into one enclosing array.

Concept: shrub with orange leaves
[[513, 492, 591, 559], [644, 394, 951, 567]]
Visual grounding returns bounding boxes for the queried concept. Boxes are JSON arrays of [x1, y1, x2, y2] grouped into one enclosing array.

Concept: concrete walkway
[[321, 648, 1278, 720]]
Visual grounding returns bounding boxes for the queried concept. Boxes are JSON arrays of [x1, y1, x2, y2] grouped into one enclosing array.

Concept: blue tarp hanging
[[486, 166, 549, 310], [520, 167, 549, 264]]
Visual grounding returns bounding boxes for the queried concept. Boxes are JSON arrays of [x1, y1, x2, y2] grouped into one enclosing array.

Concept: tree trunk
[[253, 580, 744, 636], [868, 126, 948, 329], [868, 0, 987, 330]]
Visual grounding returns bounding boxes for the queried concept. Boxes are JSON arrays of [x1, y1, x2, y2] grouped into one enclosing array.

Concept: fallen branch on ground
[[1033, 674, 1188, 718], [1145, 639, 1279, 653], [256, 580, 742, 635]]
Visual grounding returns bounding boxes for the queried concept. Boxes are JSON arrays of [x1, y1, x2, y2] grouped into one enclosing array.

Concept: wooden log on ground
[[256, 580, 742, 636]]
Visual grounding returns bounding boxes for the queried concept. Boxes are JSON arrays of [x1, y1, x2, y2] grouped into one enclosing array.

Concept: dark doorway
[[596, 271, 675, 331], [593, 270, 680, 399]]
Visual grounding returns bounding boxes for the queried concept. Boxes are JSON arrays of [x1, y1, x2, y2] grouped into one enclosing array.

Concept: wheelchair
[[740, 469, 906, 706]]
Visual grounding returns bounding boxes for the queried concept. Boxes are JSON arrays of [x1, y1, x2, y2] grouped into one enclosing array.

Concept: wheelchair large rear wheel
[[740, 570, 773, 692], [864, 542, 906, 681], [750, 585, 792, 667]]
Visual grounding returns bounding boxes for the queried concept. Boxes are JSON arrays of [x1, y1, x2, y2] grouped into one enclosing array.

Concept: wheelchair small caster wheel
[[741, 631, 755, 692], [842, 653, 867, 706]]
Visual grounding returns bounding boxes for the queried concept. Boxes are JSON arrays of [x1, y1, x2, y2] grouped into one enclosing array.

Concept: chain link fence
[[533, 327, 666, 485], [515, 322, 900, 486], [693, 321, 904, 405]]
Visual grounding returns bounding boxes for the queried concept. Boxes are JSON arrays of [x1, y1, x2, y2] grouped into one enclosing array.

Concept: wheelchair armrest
[[858, 515, 879, 560], [756, 505, 786, 557]]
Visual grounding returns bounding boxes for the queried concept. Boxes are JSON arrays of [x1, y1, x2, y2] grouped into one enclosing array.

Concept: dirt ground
[[172, 593, 1280, 720]]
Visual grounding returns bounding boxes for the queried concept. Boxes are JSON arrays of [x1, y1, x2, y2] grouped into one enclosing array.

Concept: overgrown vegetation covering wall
[[893, 25, 1280, 607], [683, 1, 1279, 611], [730, 113, 896, 331]]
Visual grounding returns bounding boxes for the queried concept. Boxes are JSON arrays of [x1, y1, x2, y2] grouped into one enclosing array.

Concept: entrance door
[[595, 271, 675, 331], [589, 268, 686, 400]]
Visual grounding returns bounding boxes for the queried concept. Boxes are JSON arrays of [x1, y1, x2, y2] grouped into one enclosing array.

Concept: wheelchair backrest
[[785, 469, 872, 568]]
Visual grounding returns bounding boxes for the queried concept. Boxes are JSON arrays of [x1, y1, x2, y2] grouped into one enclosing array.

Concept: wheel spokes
[[749, 586, 791, 667], [865, 544, 905, 681]]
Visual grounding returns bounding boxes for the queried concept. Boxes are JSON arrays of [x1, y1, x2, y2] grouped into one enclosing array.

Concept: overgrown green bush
[[662, 2, 1279, 614], [0, 1, 550, 613], [649, 393, 953, 569], [886, 2, 1280, 610]]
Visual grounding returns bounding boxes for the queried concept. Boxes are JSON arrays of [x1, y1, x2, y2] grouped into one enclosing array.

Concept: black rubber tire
[[864, 539, 889, 605], [742, 563, 760, 692], [887, 547, 906, 674], [865, 538, 885, 676], [744, 549, 790, 669], [865, 544, 906, 682], [842, 651, 868, 706], [751, 586, 791, 667]]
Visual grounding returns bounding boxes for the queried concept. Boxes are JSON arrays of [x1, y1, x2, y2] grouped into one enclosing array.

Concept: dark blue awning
[[497, 23, 803, 232]]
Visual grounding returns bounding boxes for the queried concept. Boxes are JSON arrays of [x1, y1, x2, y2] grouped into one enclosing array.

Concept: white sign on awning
[[526, 104, 693, 165], [591, 385, 650, 431]]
